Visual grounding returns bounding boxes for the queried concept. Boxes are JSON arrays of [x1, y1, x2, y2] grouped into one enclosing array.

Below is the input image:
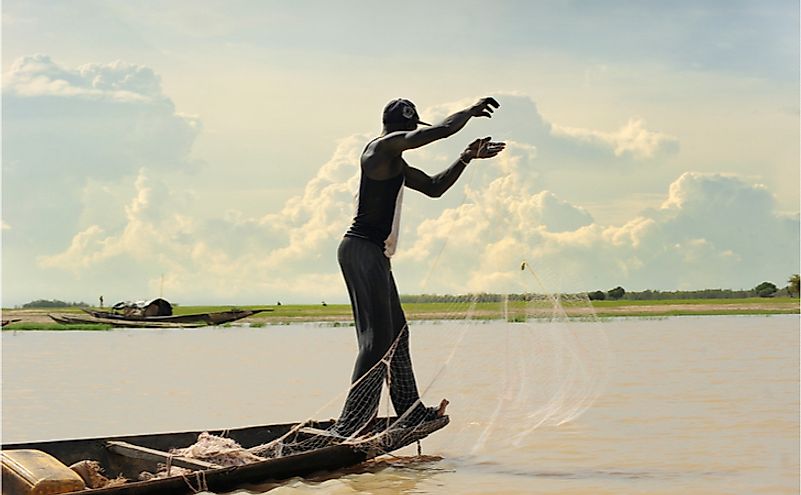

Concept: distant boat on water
[[49, 298, 271, 328], [48, 309, 269, 328]]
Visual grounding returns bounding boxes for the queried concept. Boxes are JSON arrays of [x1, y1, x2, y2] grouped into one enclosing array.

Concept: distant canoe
[[2, 319, 22, 327], [48, 314, 204, 328], [47, 309, 270, 328], [83, 308, 270, 325], [2, 416, 449, 495]]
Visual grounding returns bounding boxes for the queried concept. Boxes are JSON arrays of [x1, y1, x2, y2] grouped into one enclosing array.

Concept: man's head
[[382, 98, 430, 131]]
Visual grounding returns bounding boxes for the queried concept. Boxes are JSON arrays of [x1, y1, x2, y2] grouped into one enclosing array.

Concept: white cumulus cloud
[[392, 168, 796, 295], [35, 135, 367, 303], [5, 87, 798, 304], [6, 54, 163, 102], [3, 55, 203, 303], [551, 118, 679, 159]]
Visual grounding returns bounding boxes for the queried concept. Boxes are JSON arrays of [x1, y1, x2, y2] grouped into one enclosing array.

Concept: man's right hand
[[461, 137, 506, 162], [469, 97, 501, 118]]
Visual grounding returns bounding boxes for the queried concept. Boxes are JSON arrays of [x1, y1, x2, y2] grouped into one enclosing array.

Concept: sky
[[2, 0, 799, 306]]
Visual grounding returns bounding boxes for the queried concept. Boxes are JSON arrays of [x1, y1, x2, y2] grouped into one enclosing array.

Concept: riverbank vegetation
[[3, 296, 797, 330]]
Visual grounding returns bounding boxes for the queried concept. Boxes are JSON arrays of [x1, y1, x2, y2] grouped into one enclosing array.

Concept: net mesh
[[426, 262, 610, 456], [247, 321, 450, 459], [155, 164, 610, 470], [237, 258, 609, 460], [149, 261, 609, 480]]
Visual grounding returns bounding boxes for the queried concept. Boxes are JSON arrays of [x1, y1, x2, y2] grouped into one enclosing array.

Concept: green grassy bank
[[2, 297, 798, 330]]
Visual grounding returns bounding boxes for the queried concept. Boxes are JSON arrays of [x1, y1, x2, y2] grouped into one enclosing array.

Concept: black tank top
[[345, 172, 405, 257]]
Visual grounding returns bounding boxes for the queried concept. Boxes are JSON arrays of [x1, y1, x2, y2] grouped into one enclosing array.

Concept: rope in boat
[[180, 470, 208, 494]]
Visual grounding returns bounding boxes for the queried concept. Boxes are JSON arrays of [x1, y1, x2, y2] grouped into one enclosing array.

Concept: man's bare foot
[[436, 398, 449, 417]]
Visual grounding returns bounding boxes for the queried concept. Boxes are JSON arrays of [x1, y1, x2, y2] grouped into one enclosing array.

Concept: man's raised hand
[[469, 97, 501, 118], [462, 137, 506, 161]]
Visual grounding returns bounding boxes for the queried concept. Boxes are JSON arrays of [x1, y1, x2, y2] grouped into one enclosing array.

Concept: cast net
[[158, 150, 610, 470], [146, 264, 609, 480]]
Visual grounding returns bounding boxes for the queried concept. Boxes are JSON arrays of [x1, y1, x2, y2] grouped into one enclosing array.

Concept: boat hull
[[48, 309, 271, 328], [49, 314, 203, 328], [2, 417, 449, 495]]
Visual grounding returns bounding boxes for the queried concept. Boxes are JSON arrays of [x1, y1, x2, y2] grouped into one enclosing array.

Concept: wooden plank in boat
[[297, 427, 345, 438], [106, 441, 219, 471]]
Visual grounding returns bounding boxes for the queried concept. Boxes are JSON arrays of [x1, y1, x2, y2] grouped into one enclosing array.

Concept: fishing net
[[171, 432, 264, 466], [231, 258, 608, 461], [403, 279, 605, 455], [140, 324, 459, 481], [70, 460, 128, 489], [246, 321, 454, 459], [154, 152, 610, 469]]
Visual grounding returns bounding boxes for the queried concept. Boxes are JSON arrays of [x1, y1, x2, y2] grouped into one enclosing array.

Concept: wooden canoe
[[47, 309, 271, 328], [2, 416, 449, 495], [81, 308, 271, 325], [48, 314, 204, 328]]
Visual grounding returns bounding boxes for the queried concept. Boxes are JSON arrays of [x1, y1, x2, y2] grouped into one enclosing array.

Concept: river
[[2, 315, 798, 494]]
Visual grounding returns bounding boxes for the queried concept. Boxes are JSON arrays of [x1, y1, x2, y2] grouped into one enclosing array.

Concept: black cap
[[382, 98, 431, 127]]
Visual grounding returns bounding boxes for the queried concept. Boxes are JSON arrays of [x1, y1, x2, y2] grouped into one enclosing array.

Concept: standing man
[[334, 97, 506, 436]]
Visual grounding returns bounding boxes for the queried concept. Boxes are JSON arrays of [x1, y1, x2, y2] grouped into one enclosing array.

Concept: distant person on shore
[[99, 295, 104, 308], [334, 97, 505, 436]]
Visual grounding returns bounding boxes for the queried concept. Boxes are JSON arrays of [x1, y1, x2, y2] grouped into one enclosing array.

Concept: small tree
[[607, 286, 626, 300], [588, 290, 606, 301], [754, 281, 778, 298], [788, 274, 800, 297]]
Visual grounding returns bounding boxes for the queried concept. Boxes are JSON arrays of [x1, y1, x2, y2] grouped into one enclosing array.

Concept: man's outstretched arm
[[404, 161, 467, 199], [382, 97, 500, 153], [405, 137, 506, 198]]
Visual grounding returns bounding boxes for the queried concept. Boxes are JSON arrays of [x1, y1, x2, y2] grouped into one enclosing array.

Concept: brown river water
[[2, 315, 798, 494]]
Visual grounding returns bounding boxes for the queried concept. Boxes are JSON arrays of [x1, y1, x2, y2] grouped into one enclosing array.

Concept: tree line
[[17, 275, 800, 307], [401, 274, 800, 303], [20, 299, 90, 308]]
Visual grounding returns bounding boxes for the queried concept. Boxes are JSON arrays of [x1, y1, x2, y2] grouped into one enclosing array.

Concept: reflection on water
[[3, 315, 798, 494]]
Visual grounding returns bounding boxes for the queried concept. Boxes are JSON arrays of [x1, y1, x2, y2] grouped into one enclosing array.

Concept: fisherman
[[334, 97, 506, 436]]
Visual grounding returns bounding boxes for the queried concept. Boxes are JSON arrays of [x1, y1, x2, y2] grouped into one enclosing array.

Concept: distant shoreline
[[2, 298, 798, 330]]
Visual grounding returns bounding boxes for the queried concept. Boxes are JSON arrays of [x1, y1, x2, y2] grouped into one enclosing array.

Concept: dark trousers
[[335, 236, 425, 436]]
